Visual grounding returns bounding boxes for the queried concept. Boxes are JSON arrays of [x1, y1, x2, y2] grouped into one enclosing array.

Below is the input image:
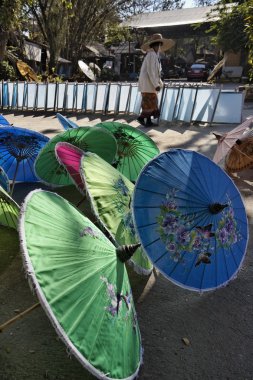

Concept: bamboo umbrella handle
[[0, 302, 40, 332]]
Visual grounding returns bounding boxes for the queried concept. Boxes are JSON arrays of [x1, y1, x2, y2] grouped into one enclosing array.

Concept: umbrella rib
[[199, 256, 208, 291], [134, 187, 167, 197], [8, 206, 18, 227], [0, 199, 18, 227], [183, 253, 200, 286], [144, 237, 160, 249], [143, 169, 211, 205], [0, 200, 10, 226], [153, 249, 168, 264], [221, 247, 230, 283]]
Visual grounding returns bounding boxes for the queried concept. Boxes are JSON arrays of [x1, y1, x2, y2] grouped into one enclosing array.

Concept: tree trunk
[[0, 31, 8, 61]]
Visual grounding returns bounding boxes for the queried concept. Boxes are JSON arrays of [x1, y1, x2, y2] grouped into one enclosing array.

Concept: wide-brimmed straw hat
[[141, 33, 175, 52]]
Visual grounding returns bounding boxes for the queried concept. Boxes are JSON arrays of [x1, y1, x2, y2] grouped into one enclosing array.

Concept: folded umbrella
[[55, 143, 153, 275], [0, 114, 11, 126], [213, 117, 253, 164], [35, 127, 117, 187], [95, 122, 159, 182], [132, 149, 248, 291], [56, 113, 78, 130], [19, 189, 142, 380]]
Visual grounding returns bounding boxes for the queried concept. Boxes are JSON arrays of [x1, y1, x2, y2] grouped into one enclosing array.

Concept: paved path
[[1, 99, 253, 380]]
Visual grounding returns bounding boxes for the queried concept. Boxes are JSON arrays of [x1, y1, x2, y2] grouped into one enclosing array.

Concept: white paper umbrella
[[78, 60, 96, 81]]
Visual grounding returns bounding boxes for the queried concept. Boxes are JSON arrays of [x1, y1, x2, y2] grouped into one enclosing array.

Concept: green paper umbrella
[[0, 166, 10, 193], [95, 122, 160, 182], [115, 211, 153, 275], [35, 127, 117, 186], [19, 190, 142, 380], [54, 143, 153, 275], [0, 185, 19, 229], [79, 152, 153, 275]]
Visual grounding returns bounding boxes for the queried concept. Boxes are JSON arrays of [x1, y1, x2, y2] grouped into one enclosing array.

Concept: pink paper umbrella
[[55, 142, 85, 193], [213, 116, 253, 164]]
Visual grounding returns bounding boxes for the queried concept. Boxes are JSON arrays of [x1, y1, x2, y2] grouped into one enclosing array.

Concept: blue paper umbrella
[[0, 114, 11, 126], [0, 127, 49, 193], [0, 166, 10, 193], [56, 113, 78, 130], [132, 149, 248, 291]]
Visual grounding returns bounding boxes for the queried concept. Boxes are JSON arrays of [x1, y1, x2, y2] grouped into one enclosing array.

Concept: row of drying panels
[[0, 81, 244, 125]]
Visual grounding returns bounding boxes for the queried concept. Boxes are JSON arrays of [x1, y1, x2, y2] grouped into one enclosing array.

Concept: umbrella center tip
[[209, 203, 228, 214], [116, 243, 141, 262]]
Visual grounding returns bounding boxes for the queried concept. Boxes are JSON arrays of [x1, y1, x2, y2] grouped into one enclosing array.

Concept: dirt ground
[[1, 104, 253, 380]]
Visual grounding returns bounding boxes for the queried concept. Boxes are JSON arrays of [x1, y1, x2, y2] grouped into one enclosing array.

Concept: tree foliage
[[0, 0, 24, 60], [206, 0, 253, 78], [207, 3, 247, 53], [243, 0, 253, 78], [118, 0, 184, 17]]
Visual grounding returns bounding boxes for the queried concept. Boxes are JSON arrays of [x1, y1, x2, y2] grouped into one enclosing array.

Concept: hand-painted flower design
[[112, 177, 131, 214], [80, 226, 100, 238], [156, 189, 241, 266], [122, 212, 136, 238], [216, 202, 240, 248], [100, 276, 137, 328]]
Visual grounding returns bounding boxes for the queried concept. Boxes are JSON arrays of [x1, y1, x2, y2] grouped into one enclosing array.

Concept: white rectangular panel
[[160, 87, 180, 122], [36, 84, 47, 109], [107, 84, 120, 112], [26, 83, 37, 109], [212, 92, 243, 124], [95, 84, 108, 112], [191, 88, 220, 123], [47, 83, 57, 109]]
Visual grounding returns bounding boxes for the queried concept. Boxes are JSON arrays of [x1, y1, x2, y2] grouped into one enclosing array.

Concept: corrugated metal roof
[[123, 5, 233, 28]]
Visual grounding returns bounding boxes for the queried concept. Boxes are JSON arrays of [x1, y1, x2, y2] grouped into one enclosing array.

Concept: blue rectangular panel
[[2, 82, 8, 107]]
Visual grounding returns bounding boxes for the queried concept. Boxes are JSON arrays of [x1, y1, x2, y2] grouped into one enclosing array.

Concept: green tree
[[207, 3, 247, 53], [27, 0, 72, 73], [243, 0, 253, 78], [0, 0, 23, 61], [206, 1, 253, 78]]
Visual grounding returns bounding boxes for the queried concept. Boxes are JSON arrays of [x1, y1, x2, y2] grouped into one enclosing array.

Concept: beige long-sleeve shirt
[[138, 49, 163, 93]]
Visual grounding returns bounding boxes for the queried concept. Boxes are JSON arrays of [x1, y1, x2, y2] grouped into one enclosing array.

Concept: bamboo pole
[[0, 303, 40, 332]]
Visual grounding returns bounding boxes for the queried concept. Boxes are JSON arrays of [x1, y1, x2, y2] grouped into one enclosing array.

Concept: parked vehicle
[[187, 63, 212, 81], [162, 65, 184, 79]]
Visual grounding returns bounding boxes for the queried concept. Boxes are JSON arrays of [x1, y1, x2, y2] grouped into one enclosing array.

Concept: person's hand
[[155, 86, 160, 92]]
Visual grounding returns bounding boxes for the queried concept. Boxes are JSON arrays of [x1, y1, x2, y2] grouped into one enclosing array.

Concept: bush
[[0, 60, 16, 80], [100, 68, 119, 81]]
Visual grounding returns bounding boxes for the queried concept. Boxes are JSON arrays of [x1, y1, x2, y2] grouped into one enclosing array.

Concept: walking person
[[137, 34, 175, 127]]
